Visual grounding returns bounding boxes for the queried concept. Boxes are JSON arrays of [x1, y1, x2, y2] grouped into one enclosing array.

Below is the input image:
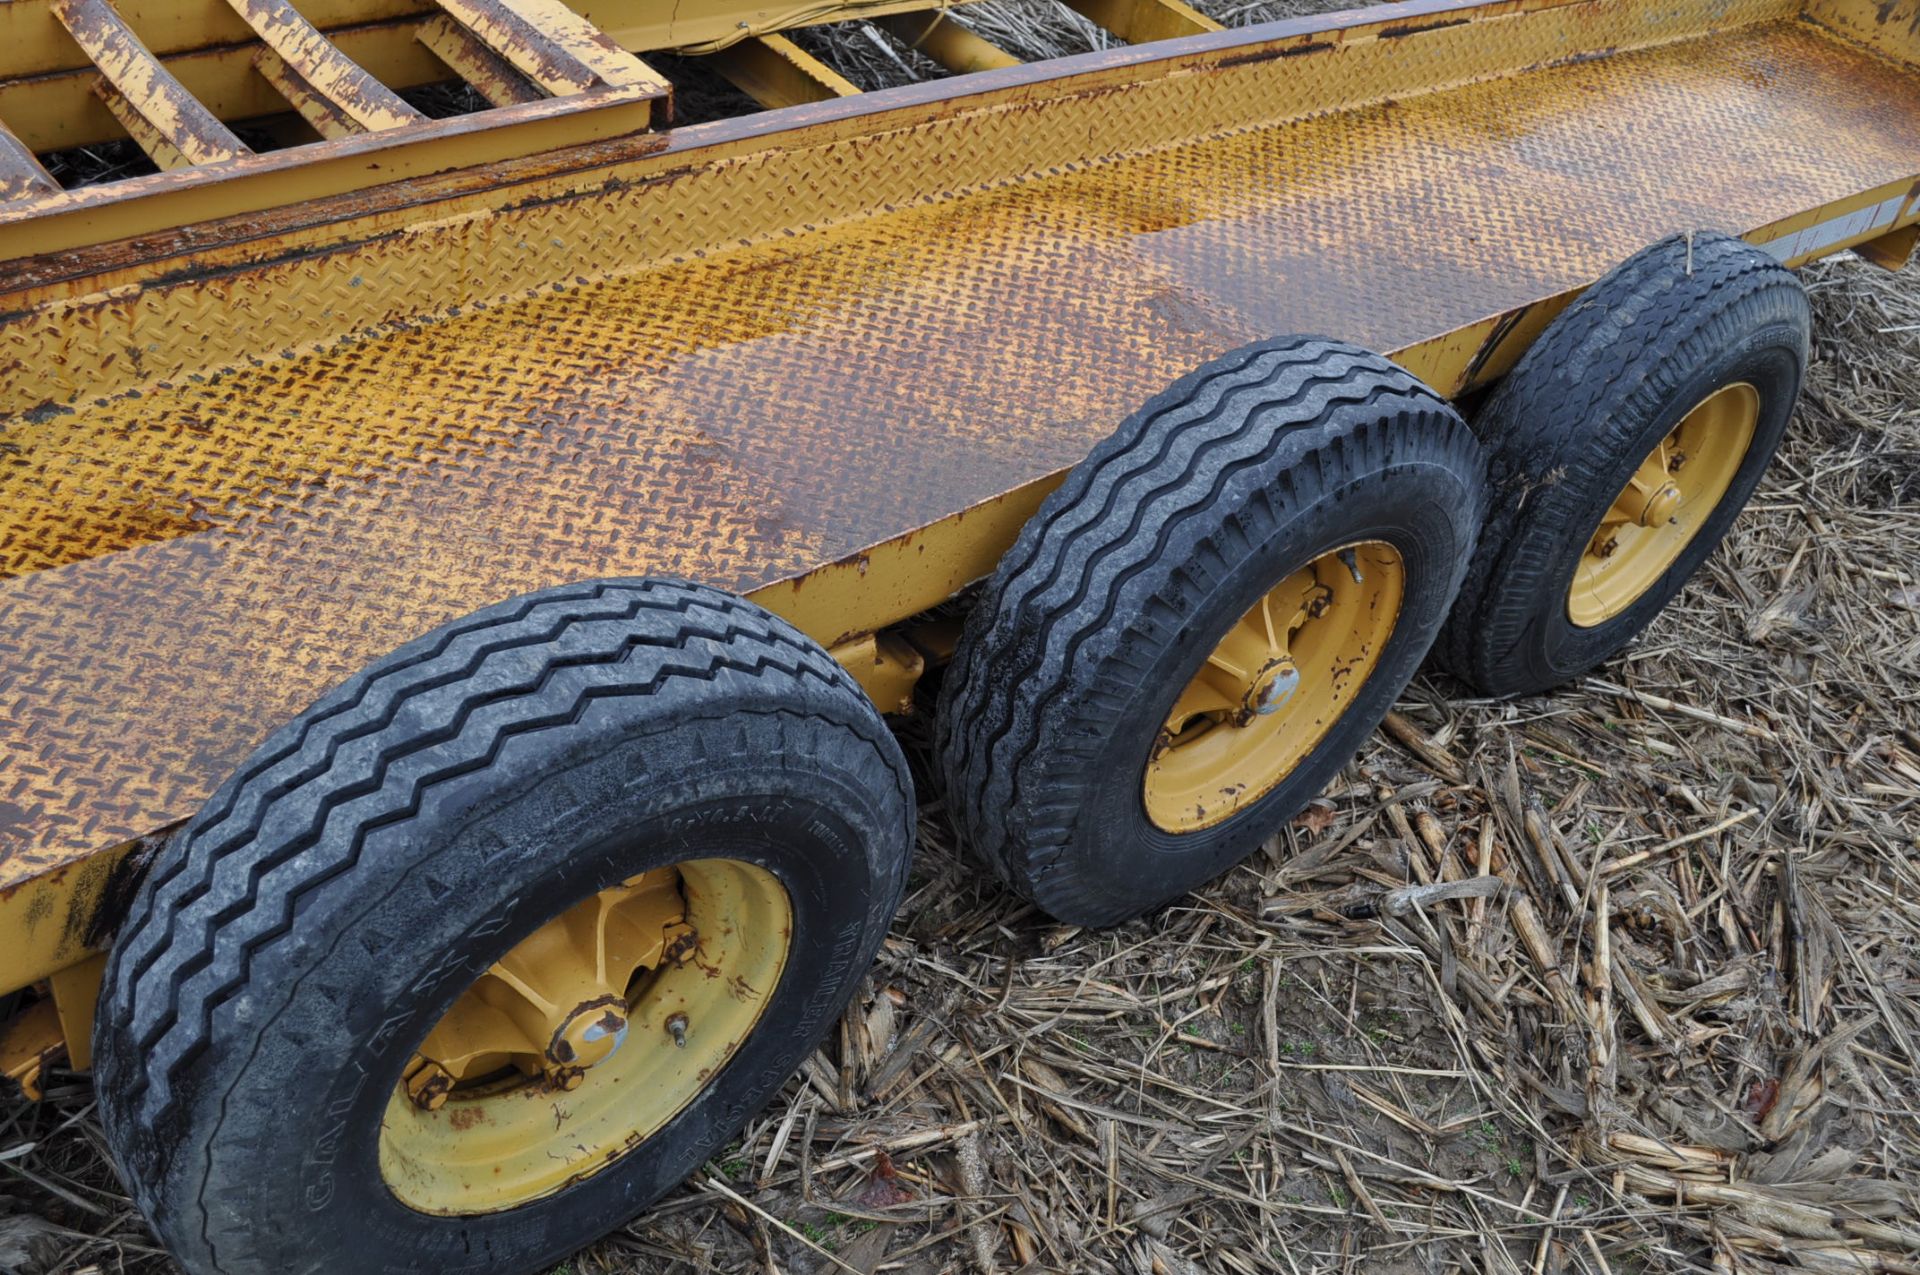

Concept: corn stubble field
[[5, 2, 1920, 1272]]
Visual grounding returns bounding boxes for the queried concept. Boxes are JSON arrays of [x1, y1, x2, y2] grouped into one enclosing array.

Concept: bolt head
[[406, 1065, 454, 1112]]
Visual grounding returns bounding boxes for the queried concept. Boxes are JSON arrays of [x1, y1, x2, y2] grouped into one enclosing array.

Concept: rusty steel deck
[[4, 0, 1920, 987]]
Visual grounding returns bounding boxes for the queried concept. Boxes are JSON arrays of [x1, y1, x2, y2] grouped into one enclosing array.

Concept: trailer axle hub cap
[[1636, 481, 1684, 528], [550, 996, 629, 1070], [1569, 382, 1758, 627], [1145, 541, 1404, 832], [379, 859, 790, 1215], [1249, 658, 1302, 715]]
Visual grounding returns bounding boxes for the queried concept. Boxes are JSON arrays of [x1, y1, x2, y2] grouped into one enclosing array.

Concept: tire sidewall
[[197, 710, 899, 1275], [1516, 330, 1801, 688], [1042, 450, 1476, 921]]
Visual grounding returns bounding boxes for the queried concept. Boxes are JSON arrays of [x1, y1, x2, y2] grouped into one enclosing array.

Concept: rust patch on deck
[[2, 13, 1920, 968]]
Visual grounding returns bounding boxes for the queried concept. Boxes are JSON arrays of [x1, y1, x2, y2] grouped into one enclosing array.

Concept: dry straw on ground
[[5, 4, 1919, 1274]]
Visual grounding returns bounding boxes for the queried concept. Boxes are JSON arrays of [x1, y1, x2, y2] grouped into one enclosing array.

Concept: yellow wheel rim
[[1143, 541, 1404, 833], [379, 858, 790, 1215], [1568, 382, 1759, 628]]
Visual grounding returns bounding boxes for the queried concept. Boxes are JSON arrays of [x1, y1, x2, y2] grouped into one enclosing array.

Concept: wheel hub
[[1636, 481, 1683, 527], [1246, 657, 1301, 716], [549, 995, 629, 1070], [381, 859, 792, 1216], [1144, 541, 1404, 832], [1568, 382, 1760, 628], [395, 866, 690, 1104]]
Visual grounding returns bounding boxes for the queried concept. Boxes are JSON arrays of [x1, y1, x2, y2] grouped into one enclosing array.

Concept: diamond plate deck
[[4, 2, 1920, 978]]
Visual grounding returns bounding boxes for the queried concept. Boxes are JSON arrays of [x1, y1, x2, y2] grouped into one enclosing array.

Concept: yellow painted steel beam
[[49, 0, 249, 165], [874, 11, 1019, 73], [48, 956, 104, 1072], [0, 82, 664, 243], [0, 1, 838, 84], [415, 14, 542, 105], [0, 1000, 62, 1101], [1803, 0, 1920, 65], [227, 0, 425, 132], [0, 843, 142, 1001], [3, 0, 434, 83], [1856, 222, 1919, 270], [0, 0, 993, 98], [254, 49, 375, 138], [94, 81, 199, 167], [1062, 0, 1221, 43], [0, 116, 59, 202], [0, 1, 967, 156], [0, 22, 443, 155], [0, 0, 975, 155], [2, 0, 671, 230], [435, 0, 669, 95], [705, 33, 860, 108], [826, 632, 927, 717]]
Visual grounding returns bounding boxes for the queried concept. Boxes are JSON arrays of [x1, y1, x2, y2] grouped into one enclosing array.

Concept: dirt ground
[[5, 5, 1920, 1275]]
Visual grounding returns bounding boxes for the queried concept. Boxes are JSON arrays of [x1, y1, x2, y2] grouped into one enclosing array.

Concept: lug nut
[[404, 1059, 455, 1112]]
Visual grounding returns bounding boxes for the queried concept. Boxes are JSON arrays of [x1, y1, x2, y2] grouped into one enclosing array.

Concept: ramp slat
[[227, 0, 423, 133], [1063, 0, 1222, 42], [874, 13, 1021, 74], [433, 0, 667, 97], [0, 119, 58, 204], [253, 49, 365, 139], [416, 15, 543, 107], [50, 0, 248, 166], [94, 82, 195, 168], [705, 34, 860, 109]]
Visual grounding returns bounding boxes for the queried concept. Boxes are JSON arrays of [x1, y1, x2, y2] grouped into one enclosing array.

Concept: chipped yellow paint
[[435, 0, 668, 95], [252, 50, 366, 139], [227, 0, 424, 132], [93, 80, 197, 168], [415, 14, 542, 106], [1802, 0, 1920, 65], [50, 0, 247, 164], [0, 118, 56, 200]]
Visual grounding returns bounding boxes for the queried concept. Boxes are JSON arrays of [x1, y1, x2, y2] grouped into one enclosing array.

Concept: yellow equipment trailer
[[1, 0, 1916, 1267]]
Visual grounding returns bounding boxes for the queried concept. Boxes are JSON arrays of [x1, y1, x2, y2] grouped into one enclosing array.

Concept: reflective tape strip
[[1762, 193, 1909, 262]]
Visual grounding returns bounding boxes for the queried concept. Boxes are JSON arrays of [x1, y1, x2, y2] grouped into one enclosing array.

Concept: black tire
[[93, 579, 913, 1275], [1437, 232, 1809, 696], [936, 336, 1486, 927]]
